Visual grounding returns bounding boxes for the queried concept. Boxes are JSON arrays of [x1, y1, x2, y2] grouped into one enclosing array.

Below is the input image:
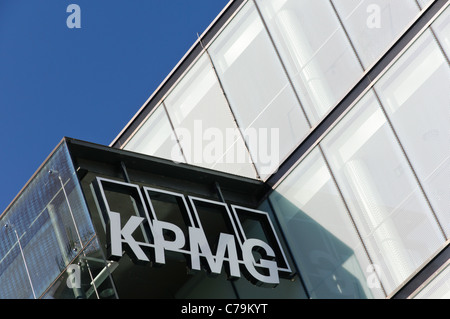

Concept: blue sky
[[0, 0, 229, 212]]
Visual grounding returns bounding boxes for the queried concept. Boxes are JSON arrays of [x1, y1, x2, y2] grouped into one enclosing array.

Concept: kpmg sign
[[93, 177, 292, 287]]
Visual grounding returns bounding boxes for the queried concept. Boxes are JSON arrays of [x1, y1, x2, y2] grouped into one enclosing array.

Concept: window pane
[[270, 148, 384, 298], [256, 0, 363, 123], [432, 6, 450, 55], [332, 0, 419, 68], [164, 54, 257, 178], [417, 0, 435, 10], [123, 105, 184, 163], [209, 1, 310, 179], [412, 263, 450, 299], [375, 30, 450, 236], [0, 230, 34, 298], [0, 143, 96, 298], [321, 90, 445, 294]]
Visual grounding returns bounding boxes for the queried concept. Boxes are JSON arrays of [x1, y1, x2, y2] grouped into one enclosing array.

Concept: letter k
[[109, 212, 149, 261]]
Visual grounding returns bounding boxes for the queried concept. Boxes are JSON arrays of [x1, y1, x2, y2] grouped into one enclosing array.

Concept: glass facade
[[269, 147, 382, 299], [116, 0, 450, 299], [256, 0, 363, 123], [0, 142, 115, 299], [2, 0, 449, 299], [411, 262, 450, 299], [123, 104, 185, 164], [268, 6, 450, 298], [207, 1, 311, 179], [163, 53, 256, 178], [375, 29, 450, 237], [332, 0, 420, 68], [122, 0, 443, 182]]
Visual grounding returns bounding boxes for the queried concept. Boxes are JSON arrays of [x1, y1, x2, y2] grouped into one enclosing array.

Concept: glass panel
[[417, 0, 435, 10], [0, 231, 33, 298], [270, 148, 383, 298], [432, 6, 450, 55], [256, 0, 363, 123], [164, 53, 257, 178], [123, 105, 185, 163], [42, 237, 117, 299], [321, 90, 446, 295], [208, 1, 310, 179], [375, 30, 450, 236], [0, 142, 96, 298], [332, 0, 419, 68], [412, 262, 450, 299]]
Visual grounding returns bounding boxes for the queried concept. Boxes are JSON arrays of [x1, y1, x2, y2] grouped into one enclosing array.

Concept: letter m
[[188, 227, 240, 279]]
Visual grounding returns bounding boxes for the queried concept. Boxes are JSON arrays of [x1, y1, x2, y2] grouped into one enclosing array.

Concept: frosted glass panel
[[417, 0, 435, 9], [332, 0, 419, 68], [412, 263, 450, 299], [321, 91, 445, 295], [432, 6, 450, 55], [164, 54, 256, 178], [256, 0, 363, 123], [124, 105, 184, 163], [209, 1, 310, 179], [270, 148, 384, 298], [375, 30, 450, 236]]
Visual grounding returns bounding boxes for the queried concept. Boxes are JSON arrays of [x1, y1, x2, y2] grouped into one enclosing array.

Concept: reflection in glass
[[164, 53, 256, 178], [43, 238, 118, 299], [332, 0, 419, 68], [375, 29, 450, 236], [321, 91, 446, 294], [270, 148, 382, 298], [256, 0, 363, 123], [124, 105, 184, 163], [209, 1, 310, 179], [234, 201, 308, 298]]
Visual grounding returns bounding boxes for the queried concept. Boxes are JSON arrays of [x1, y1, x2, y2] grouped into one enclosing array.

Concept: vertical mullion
[[371, 88, 448, 241], [198, 36, 262, 180], [161, 101, 188, 165], [328, 0, 366, 70], [252, 0, 313, 129], [318, 145, 389, 298]]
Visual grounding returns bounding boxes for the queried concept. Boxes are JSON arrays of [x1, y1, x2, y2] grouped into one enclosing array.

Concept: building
[[1, 0, 449, 299]]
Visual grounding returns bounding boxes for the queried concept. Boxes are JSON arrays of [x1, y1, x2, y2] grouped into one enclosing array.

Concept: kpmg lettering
[[93, 177, 292, 287]]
